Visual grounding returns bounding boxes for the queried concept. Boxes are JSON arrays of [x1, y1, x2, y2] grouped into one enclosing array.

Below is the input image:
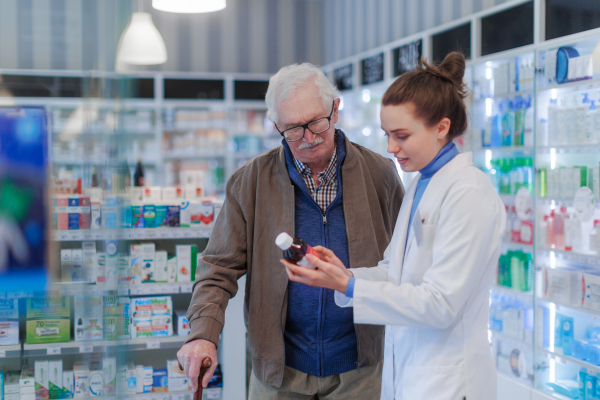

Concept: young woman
[[281, 52, 506, 400]]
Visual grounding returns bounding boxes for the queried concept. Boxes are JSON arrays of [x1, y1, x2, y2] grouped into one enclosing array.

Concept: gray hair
[[265, 63, 340, 125]]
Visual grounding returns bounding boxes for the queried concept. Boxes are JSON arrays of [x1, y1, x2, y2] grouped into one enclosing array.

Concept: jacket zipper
[[322, 210, 327, 224]]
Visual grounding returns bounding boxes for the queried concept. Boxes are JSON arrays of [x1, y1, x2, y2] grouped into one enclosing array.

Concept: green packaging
[[143, 205, 156, 228], [155, 205, 168, 228], [26, 297, 71, 344], [538, 168, 547, 198], [103, 295, 120, 341]]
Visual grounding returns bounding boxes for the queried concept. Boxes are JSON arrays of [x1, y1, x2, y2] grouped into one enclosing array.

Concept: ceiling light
[[116, 12, 167, 66], [152, 0, 226, 13]]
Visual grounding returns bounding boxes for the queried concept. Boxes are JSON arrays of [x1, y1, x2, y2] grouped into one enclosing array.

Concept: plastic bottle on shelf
[[547, 98, 558, 146], [524, 96, 534, 147], [491, 107, 503, 147], [513, 97, 525, 146], [565, 95, 578, 144], [564, 212, 575, 252], [555, 98, 567, 145], [547, 210, 556, 249], [590, 220, 600, 255], [554, 207, 566, 250], [577, 93, 591, 144], [502, 101, 515, 147], [539, 215, 548, 249], [586, 100, 598, 144], [510, 159, 523, 194], [595, 92, 600, 144], [499, 159, 512, 194], [523, 158, 534, 193], [504, 206, 512, 242]]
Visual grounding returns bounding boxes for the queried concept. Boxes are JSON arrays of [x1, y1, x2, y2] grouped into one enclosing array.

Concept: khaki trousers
[[248, 363, 383, 400]]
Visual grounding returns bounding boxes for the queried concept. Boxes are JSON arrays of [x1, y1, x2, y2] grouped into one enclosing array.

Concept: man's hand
[[282, 253, 351, 294], [177, 339, 218, 392]]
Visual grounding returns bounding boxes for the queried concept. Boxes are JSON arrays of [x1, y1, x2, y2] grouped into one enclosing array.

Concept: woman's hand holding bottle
[[281, 245, 353, 293]]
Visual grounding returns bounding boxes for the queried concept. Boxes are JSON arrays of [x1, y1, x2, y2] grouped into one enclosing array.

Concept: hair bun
[[421, 52, 467, 99]]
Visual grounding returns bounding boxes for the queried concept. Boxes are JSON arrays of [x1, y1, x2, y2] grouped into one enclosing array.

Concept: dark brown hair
[[382, 51, 468, 140]]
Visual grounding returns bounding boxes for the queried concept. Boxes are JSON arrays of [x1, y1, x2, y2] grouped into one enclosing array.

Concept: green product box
[[155, 205, 168, 228], [103, 295, 120, 341], [143, 205, 156, 228], [26, 296, 71, 344]]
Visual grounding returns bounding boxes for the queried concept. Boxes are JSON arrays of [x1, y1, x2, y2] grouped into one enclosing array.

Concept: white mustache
[[298, 136, 324, 150]]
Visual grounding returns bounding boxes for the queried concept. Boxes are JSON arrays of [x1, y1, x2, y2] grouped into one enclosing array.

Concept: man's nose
[[302, 127, 317, 143]]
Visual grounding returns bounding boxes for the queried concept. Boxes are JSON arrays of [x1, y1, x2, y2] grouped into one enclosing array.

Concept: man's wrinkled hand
[[177, 339, 218, 392]]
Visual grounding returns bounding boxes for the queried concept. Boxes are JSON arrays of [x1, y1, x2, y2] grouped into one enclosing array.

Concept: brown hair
[[382, 51, 468, 140]]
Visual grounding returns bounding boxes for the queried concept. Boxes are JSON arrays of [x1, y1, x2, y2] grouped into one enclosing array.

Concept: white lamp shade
[[116, 12, 167, 65], [152, 0, 226, 13]]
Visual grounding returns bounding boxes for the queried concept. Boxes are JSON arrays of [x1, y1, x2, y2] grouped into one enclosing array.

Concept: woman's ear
[[437, 117, 451, 140]]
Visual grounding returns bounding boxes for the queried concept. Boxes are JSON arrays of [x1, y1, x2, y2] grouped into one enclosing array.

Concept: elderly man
[[177, 63, 404, 399]]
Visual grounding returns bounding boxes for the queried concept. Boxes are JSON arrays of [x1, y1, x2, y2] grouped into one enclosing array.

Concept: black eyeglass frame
[[275, 100, 336, 142]]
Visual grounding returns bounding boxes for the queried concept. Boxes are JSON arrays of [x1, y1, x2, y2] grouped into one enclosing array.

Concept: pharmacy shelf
[[51, 159, 159, 167], [491, 284, 534, 299], [22, 336, 189, 356], [163, 121, 229, 131], [52, 130, 156, 137], [51, 228, 213, 241], [163, 150, 227, 160], [54, 282, 194, 297], [536, 144, 600, 154], [536, 247, 600, 265], [490, 330, 534, 347], [539, 348, 600, 374], [538, 78, 600, 92], [474, 89, 535, 102], [474, 146, 534, 155], [502, 240, 534, 252], [77, 390, 195, 400], [0, 344, 22, 358], [536, 297, 600, 317]]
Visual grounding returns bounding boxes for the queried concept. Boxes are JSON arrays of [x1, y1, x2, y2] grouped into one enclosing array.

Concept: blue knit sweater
[[282, 132, 358, 377]]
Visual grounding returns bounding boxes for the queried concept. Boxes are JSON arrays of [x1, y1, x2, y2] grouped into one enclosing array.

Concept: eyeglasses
[[276, 100, 335, 142]]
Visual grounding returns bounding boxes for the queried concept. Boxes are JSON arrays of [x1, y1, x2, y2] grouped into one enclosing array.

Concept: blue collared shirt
[[346, 141, 459, 298]]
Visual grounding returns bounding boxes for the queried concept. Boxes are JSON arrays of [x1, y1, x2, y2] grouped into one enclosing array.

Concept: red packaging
[[79, 196, 91, 229], [57, 196, 69, 230]]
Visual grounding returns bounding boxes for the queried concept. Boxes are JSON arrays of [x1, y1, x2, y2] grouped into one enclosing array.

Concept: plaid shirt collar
[[293, 147, 338, 187]]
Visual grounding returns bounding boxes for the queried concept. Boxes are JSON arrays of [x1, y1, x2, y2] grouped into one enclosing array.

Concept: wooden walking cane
[[179, 357, 212, 400]]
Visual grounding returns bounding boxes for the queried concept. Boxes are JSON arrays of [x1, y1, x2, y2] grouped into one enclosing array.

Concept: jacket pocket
[[402, 365, 465, 400]]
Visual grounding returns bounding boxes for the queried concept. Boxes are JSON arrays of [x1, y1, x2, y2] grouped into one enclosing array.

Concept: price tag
[[60, 232, 69, 240], [180, 284, 193, 293], [184, 231, 192, 238], [0, 349, 6, 358], [148, 232, 156, 238], [47, 346, 61, 355], [205, 389, 221, 399], [159, 231, 168, 238], [146, 340, 160, 349], [82, 232, 92, 240], [94, 232, 103, 240], [118, 287, 129, 296], [79, 344, 94, 353]]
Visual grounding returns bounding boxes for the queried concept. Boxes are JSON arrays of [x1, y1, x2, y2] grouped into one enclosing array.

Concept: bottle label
[[296, 246, 319, 269]]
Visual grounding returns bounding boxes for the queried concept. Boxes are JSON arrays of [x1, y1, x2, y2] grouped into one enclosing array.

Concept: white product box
[[62, 371, 74, 399], [155, 251, 168, 282], [20, 370, 34, 388], [5, 372, 20, 394], [162, 187, 185, 203], [543, 267, 571, 305], [105, 241, 118, 286], [74, 296, 103, 341], [176, 245, 194, 283], [116, 367, 127, 394], [19, 388, 34, 396], [130, 245, 143, 285], [131, 297, 173, 338], [175, 310, 190, 336], [102, 358, 116, 397], [88, 371, 103, 397], [126, 365, 136, 395], [118, 254, 130, 285], [96, 253, 106, 285], [166, 360, 191, 392], [135, 366, 144, 394], [582, 273, 600, 311], [71, 249, 84, 282], [0, 298, 19, 345], [167, 256, 177, 283], [141, 243, 156, 283], [185, 186, 204, 202], [48, 360, 62, 400], [143, 187, 162, 203], [197, 200, 214, 227], [82, 241, 97, 284], [5, 395, 20, 400], [179, 201, 191, 227], [119, 297, 132, 340], [35, 361, 49, 400], [91, 202, 101, 230], [143, 367, 153, 393], [61, 249, 72, 282]]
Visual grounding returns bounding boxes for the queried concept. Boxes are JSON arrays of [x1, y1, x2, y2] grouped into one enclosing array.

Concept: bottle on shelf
[[511, 206, 521, 243], [502, 101, 515, 147], [590, 220, 600, 255], [547, 210, 556, 249], [554, 207, 566, 250], [491, 107, 503, 148], [539, 215, 548, 249], [556, 98, 567, 145], [576, 93, 591, 144], [134, 159, 145, 187], [513, 97, 525, 147], [565, 96, 577, 144], [523, 96, 534, 147]]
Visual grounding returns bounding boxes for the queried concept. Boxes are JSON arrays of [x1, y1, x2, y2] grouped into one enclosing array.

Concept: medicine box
[[102, 295, 120, 341], [61, 249, 72, 282], [88, 371, 103, 397], [130, 245, 143, 285], [103, 358, 116, 397], [175, 310, 190, 336], [166, 360, 191, 392], [74, 296, 103, 342], [82, 242, 97, 284], [135, 366, 144, 394], [5, 371, 20, 394], [0, 298, 19, 345], [119, 297, 132, 340], [141, 243, 156, 283], [167, 255, 177, 283], [152, 369, 168, 392], [126, 365, 136, 395], [71, 249, 84, 283], [116, 366, 127, 394], [73, 365, 89, 398], [155, 251, 168, 282], [35, 361, 49, 400], [176, 245, 197, 283], [48, 360, 63, 400], [118, 254, 130, 285], [179, 201, 191, 227], [131, 297, 173, 338], [62, 371, 74, 399], [143, 367, 153, 393], [26, 297, 70, 344]]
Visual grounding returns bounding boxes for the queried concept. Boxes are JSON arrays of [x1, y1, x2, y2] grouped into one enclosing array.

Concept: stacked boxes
[[131, 296, 173, 339], [26, 297, 70, 344], [175, 310, 190, 336], [4, 372, 19, 400], [48, 361, 62, 400], [20, 370, 34, 400], [74, 296, 103, 342], [0, 298, 19, 345]]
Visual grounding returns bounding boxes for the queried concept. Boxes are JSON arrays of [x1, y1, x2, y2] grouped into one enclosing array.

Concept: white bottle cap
[[275, 232, 293, 250]]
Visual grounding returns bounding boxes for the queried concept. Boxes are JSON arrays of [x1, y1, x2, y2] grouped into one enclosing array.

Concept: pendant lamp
[[152, 0, 226, 13], [116, 12, 167, 65]]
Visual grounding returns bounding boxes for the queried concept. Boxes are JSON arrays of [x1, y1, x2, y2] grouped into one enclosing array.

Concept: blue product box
[[573, 340, 588, 360], [152, 369, 168, 392], [143, 205, 156, 228], [155, 205, 168, 228], [555, 314, 563, 349], [562, 316, 574, 356], [68, 197, 80, 230], [119, 198, 132, 229], [167, 206, 180, 227], [104, 197, 118, 229]]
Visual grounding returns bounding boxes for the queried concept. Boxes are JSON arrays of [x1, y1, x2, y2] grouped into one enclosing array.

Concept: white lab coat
[[336, 152, 506, 400]]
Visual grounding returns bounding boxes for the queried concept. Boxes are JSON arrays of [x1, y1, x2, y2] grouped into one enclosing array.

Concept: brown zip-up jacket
[[186, 132, 405, 388]]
